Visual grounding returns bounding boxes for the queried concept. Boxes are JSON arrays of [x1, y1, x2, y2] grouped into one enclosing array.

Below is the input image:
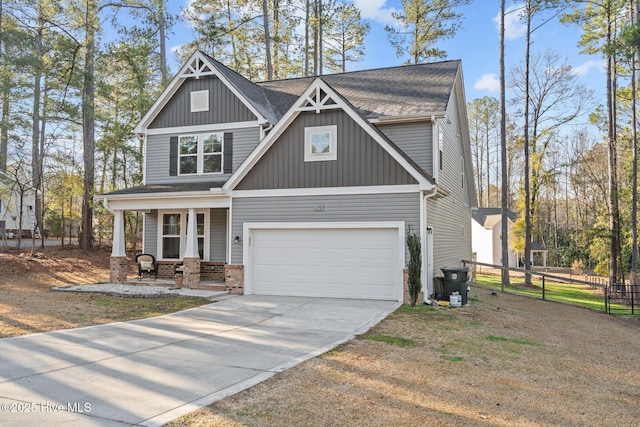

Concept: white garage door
[[249, 225, 401, 300]]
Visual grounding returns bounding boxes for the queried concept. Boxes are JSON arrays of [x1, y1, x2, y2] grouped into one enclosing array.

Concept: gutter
[[371, 112, 446, 125]]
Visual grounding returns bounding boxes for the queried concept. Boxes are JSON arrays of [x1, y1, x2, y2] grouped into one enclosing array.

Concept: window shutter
[[169, 136, 178, 176], [223, 132, 233, 174]]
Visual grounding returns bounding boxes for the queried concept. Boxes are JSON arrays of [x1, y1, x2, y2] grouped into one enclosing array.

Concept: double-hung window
[[159, 210, 209, 260], [179, 133, 223, 175]]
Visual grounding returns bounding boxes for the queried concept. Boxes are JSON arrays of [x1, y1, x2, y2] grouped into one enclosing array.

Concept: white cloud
[[474, 73, 500, 92], [572, 60, 606, 76], [493, 3, 527, 41], [353, 0, 398, 26]]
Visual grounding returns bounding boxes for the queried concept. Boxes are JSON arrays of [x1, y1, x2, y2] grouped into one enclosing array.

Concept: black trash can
[[441, 266, 470, 305]]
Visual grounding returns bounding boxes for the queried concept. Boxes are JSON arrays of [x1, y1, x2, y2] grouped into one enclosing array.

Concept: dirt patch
[[168, 287, 640, 427], [0, 245, 208, 337]]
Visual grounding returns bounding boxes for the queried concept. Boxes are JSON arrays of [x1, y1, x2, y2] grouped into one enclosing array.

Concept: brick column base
[[225, 264, 244, 295], [182, 257, 200, 288], [110, 256, 128, 283], [403, 268, 424, 305]]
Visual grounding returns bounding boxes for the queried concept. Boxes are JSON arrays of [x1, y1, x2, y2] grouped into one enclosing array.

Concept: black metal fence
[[463, 259, 640, 316], [462, 259, 608, 313], [606, 284, 640, 316]]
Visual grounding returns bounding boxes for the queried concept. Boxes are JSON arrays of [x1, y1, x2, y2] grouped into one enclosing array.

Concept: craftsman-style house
[[102, 51, 477, 303]]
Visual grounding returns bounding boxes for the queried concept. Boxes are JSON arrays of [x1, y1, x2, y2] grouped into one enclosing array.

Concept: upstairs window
[[179, 133, 223, 175], [304, 125, 337, 162]]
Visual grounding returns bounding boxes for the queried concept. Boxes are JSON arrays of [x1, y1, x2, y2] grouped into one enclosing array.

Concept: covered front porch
[[101, 184, 244, 292]]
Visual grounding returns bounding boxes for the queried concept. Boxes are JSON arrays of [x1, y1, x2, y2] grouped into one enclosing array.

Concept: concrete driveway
[[0, 295, 399, 426]]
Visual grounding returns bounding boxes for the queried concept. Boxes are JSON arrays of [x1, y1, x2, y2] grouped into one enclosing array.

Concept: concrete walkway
[[0, 295, 399, 426]]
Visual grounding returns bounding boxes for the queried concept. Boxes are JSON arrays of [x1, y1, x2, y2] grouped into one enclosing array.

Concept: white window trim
[[190, 90, 209, 113], [178, 133, 224, 176], [304, 125, 337, 162], [158, 209, 210, 261]]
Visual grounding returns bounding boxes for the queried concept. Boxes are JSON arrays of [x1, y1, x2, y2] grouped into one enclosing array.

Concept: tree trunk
[[500, 0, 510, 287], [632, 0, 639, 284], [523, 2, 532, 285], [606, 8, 619, 288], [317, 0, 323, 75], [32, 15, 44, 255], [158, 0, 168, 85], [262, 0, 273, 80], [81, 0, 97, 253], [304, 0, 310, 76], [0, 0, 5, 173]]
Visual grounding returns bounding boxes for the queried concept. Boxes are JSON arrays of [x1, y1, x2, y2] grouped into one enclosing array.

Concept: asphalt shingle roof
[[104, 181, 224, 196], [200, 52, 279, 124], [472, 207, 518, 227], [257, 61, 460, 120]]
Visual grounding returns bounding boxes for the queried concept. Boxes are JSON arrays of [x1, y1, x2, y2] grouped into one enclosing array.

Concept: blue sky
[[166, 1, 606, 106]]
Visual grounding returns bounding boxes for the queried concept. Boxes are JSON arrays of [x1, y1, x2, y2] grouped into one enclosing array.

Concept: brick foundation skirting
[[154, 261, 225, 281], [110, 256, 128, 283], [182, 257, 200, 288], [225, 264, 244, 295]]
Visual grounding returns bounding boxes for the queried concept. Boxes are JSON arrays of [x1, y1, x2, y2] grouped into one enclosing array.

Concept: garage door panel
[[250, 227, 400, 300]]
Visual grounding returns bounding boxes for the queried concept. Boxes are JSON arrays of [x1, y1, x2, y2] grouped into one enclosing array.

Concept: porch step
[[187, 281, 227, 292]]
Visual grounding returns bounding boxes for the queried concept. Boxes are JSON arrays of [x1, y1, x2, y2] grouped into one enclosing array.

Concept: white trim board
[[231, 185, 420, 198]]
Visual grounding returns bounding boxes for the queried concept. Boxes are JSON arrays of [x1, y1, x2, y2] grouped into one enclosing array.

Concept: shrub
[[406, 227, 421, 307]]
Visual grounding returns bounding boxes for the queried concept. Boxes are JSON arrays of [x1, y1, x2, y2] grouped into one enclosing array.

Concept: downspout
[[422, 186, 439, 303]]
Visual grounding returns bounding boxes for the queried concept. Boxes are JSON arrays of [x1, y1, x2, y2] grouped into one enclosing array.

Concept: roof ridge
[[255, 59, 461, 85]]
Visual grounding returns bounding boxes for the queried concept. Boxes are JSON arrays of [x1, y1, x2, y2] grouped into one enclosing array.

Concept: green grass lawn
[[474, 273, 608, 311]]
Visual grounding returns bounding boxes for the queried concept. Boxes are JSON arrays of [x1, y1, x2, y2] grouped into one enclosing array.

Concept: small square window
[[190, 90, 209, 112], [304, 125, 337, 162]]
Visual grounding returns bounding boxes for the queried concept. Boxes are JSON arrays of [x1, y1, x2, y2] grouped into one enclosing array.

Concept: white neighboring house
[[471, 207, 518, 268], [0, 171, 39, 238]]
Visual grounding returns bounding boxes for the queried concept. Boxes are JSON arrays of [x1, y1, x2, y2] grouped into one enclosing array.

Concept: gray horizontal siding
[[230, 192, 420, 265], [150, 76, 256, 128], [428, 87, 472, 275], [211, 208, 227, 261], [377, 122, 433, 175], [236, 110, 417, 190], [145, 127, 260, 184], [143, 211, 158, 257]]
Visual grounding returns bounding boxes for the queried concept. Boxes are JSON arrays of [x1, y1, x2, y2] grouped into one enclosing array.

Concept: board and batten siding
[[145, 127, 260, 184], [142, 208, 227, 262], [149, 76, 256, 128], [376, 121, 433, 176], [235, 110, 417, 190], [230, 193, 420, 265], [428, 85, 472, 273]]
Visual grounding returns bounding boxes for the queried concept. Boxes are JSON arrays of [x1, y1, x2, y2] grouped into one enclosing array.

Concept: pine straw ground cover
[[168, 286, 640, 427]]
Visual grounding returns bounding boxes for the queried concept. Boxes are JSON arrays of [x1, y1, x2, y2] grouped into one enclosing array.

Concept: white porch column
[[184, 208, 199, 258], [109, 209, 128, 283], [111, 210, 126, 257], [183, 208, 201, 288]]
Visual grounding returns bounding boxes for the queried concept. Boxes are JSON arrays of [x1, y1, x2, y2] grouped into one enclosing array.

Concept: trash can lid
[[441, 266, 470, 272]]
